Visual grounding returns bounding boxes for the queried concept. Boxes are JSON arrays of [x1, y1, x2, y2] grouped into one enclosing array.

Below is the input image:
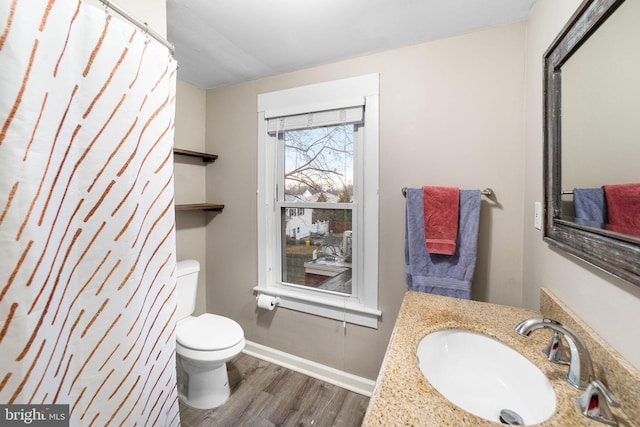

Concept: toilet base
[[177, 357, 231, 410]]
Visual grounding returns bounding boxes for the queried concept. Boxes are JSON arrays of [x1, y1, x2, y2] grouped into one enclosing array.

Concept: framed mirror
[[544, 0, 640, 287]]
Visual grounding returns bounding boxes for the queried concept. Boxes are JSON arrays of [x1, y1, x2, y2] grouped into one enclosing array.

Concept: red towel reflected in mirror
[[603, 183, 640, 237]]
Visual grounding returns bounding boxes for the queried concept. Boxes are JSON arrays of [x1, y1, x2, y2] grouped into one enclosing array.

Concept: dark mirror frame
[[544, 0, 640, 287]]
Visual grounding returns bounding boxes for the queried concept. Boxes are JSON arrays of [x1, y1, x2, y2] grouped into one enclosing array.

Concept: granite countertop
[[363, 291, 634, 426]]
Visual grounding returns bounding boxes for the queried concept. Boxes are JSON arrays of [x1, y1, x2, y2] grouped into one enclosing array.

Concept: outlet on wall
[[534, 202, 542, 230]]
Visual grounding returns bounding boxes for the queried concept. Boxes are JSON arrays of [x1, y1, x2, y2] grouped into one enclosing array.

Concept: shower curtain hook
[[143, 22, 150, 44], [104, 1, 113, 23]]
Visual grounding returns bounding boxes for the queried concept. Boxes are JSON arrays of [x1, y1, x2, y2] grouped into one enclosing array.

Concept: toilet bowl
[[175, 260, 245, 409]]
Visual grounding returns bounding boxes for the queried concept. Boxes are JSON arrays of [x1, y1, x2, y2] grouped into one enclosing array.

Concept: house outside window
[[256, 74, 380, 328]]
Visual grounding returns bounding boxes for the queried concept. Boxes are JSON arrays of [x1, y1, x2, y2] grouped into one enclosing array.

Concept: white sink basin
[[417, 329, 556, 425]]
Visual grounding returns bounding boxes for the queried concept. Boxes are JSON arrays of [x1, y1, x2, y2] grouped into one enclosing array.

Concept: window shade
[[266, 106, 364, 134]]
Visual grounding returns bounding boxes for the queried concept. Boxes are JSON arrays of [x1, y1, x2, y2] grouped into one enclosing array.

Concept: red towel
[[603, 183, 640, 237], [422, 186, 460, 255]]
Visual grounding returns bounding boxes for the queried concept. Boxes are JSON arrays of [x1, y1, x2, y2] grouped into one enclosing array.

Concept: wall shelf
[[175, 203, 224, 212], [173, 148, 218, 164], [173, 148, 222, 212]]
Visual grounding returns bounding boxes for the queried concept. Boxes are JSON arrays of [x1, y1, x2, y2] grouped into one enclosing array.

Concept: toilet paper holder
[[256, 294, 280, 310]]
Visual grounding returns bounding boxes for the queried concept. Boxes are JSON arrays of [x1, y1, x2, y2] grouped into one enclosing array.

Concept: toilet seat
[[177, 313, 243, 351]]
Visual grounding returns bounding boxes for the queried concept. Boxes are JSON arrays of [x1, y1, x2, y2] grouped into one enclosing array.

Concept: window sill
[[253, 286, 381, 329]]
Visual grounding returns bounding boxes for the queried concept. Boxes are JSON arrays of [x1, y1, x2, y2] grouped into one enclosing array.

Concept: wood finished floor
[[178, 353, 370, 427]]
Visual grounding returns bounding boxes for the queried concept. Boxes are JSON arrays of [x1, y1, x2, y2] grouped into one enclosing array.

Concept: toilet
[[175, 259, 245, 409]]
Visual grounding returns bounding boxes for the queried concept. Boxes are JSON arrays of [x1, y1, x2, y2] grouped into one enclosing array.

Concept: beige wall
[[205, 22, 527, 379], [522, 0, 640, 370], [174, 80, 208, 316]]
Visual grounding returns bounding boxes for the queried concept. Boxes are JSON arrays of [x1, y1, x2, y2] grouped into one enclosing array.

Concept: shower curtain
[[0, 1, 179, 425]]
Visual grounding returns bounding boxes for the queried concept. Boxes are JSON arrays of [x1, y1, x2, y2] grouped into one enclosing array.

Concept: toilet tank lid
[[177, 259, 200, 276]]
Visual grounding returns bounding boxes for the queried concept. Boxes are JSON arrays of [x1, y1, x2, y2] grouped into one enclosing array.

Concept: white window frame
[[256, 74, 380, 328]]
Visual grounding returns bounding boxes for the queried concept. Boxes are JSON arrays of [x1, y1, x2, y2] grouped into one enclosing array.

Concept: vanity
[[362, 290, 639, 426]]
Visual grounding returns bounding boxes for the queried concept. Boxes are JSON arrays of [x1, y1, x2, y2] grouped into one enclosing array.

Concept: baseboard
[[242, 340, 375, 397]]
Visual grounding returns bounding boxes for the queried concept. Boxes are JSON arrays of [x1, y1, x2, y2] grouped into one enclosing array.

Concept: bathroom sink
[[417, 329, 556, 425]]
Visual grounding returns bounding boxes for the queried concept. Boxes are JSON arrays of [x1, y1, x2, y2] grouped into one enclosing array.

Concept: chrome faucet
[[515, 317, 594, 389]]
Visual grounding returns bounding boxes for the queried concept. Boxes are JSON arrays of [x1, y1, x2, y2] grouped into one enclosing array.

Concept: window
[[256, 74, 380, 328]]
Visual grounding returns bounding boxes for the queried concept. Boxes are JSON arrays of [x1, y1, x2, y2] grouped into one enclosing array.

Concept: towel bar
[[401, 187, 493, 198]]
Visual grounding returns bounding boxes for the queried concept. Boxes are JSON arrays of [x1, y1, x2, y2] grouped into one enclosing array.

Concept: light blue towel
[[405, 188, 481, 299], [573, 188, 607, 228]]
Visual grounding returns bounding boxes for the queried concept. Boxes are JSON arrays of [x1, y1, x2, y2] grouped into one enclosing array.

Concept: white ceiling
[[167, 0, 536, 89]]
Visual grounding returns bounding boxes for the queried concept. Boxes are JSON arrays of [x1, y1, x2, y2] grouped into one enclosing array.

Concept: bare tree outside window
[[284, 125, 354, 199]]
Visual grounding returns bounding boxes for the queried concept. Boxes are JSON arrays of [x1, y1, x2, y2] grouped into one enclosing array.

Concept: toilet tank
[[176, 259, 200, 321]]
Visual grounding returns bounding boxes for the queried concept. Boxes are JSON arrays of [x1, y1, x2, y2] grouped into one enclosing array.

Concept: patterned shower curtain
[[0, 0, 179, 425]]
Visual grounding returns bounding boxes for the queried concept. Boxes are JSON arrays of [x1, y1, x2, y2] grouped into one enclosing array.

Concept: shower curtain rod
[[99, 0, 175, 55]]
